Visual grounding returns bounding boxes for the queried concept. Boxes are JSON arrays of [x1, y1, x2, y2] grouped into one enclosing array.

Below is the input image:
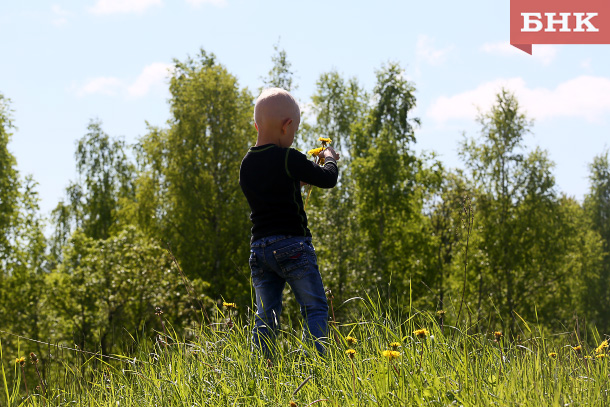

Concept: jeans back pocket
[[272, 241, 308, 276]]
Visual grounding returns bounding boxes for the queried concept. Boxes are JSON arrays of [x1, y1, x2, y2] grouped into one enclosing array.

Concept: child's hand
[[322, 146, 340, 161]]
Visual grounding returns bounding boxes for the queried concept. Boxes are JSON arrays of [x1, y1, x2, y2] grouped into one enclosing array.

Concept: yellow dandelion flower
[[436, 310, 446, 318], [346, 336, 358, 345], [382, 350, 401, 360], [573, 345, 582, 353], [289, 401, 298, 407], [548, 352, 557, 359], [414, 328, 429, 339], [595, 340, 608, 354], [494, 331, 503, 341], [318, 137, 332, 144], [307, 147, 324, 157], [597, 354, 607, 359], [345, 349, 357, 359], [15, 357, 25, 366], [222, 302, 236, 309], [584, 356, 593, 360], [389, 342, 401, 350]]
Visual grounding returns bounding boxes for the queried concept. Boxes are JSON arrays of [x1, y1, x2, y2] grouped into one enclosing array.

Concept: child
[[239, 87, 340, 358]]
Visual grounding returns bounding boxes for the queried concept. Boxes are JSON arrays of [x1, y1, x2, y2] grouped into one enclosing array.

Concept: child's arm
[[286, 148, 339, 188]]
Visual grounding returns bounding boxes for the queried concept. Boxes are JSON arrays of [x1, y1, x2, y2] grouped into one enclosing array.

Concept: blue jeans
[[249, 235, 329, 358]]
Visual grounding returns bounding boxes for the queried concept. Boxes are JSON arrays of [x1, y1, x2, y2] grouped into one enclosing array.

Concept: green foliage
[[132, 50, 255, 304], [261, 41, 297, 92], [584, 150, 610, 328], [303, 71, 366, 302], [456, 90, 606, 334], [49, 120, 135, 264], [349, 63, 434, 301], [0, 94, 49, 392], [426, 169, 470, 312], [0, 93, 20, 267], [46, 226, 209, 356]]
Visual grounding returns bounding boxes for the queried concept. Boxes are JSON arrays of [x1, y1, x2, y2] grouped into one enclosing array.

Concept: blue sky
[[1, 0, 609, 221]]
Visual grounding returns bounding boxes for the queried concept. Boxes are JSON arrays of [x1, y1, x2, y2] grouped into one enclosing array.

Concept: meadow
[[4, 293, 609, 407], [2, 47, 610, 407]]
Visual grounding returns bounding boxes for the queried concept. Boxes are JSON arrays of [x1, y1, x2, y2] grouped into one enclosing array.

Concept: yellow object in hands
[[307, 147, 325, 157]]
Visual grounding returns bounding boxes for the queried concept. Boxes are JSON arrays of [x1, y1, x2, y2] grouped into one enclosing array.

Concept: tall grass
[[3, 292, 609, 406]]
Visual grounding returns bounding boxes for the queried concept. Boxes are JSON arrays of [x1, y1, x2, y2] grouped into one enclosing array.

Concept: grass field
[[3, 294, 609, 407]]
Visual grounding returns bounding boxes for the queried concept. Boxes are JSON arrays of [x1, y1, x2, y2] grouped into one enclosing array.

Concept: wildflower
[[414, 328, 429, 339], [30, 352, 46, 396], [346, 349, 357, 359], [548, 352, 557, 359], [307, 147, 324, 157], [223, 302, 237, 309], [584, 356, 593, 360], [436, 310, 446, 318], [15, 357, 26, 367], [597, 354, 607, 359], [573, 345, 582, 354], [155, 307, 163, 315], [494, 331, 503, 342], [382, 350, 401, 360], [289, 401, 298, 407], [595, 340, 608, 354], [318, 137, 332, 144], [346, 336, 358, 345], [389, 342, 401, 350]]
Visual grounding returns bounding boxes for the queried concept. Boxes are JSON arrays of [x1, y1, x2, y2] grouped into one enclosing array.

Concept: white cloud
[[77, 77, 124, 96], [416, 35, 453, 66], [480, 41, 558, 66], [75, 63, 174, 98], [427, 76, 610, 124], [89, 0, 162, 15], [127, 63, 174, 98], [52, 4, 71, 26], [186, 0, 227, 6]]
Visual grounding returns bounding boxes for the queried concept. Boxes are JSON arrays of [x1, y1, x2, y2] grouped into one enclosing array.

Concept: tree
[[261, 41, 297, 92], [585, 150, 610, 248], [458, 89, 531, 329], [349, 62, 435, 300], [134, 49, 254, 304], [457, 89, 604, 333], [304, 70, 367, 303], [49, 120, 135, 265], [47, 226, 208, 358], [583, 150, 610, 329], [0, 93, 20, 268], [0, 94, 49, 384], [426, 169, 470, 313]]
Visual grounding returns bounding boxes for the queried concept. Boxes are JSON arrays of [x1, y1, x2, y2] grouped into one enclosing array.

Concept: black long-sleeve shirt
[[239, 143, 338, 243]]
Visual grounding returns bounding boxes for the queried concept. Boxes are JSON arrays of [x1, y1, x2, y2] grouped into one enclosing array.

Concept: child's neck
[[255, 132, 282, 147]]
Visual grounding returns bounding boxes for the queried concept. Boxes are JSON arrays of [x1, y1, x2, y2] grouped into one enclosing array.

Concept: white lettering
[[521, 13, 543, 32], [573, 13, 599, 32], [544, 12, 572, 32]]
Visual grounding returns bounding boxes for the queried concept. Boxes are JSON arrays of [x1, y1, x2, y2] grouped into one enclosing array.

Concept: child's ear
[[281, 118, 293, 135]]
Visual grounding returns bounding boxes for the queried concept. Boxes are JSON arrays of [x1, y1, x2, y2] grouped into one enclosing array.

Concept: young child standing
[[239, 87, 340, 357]]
